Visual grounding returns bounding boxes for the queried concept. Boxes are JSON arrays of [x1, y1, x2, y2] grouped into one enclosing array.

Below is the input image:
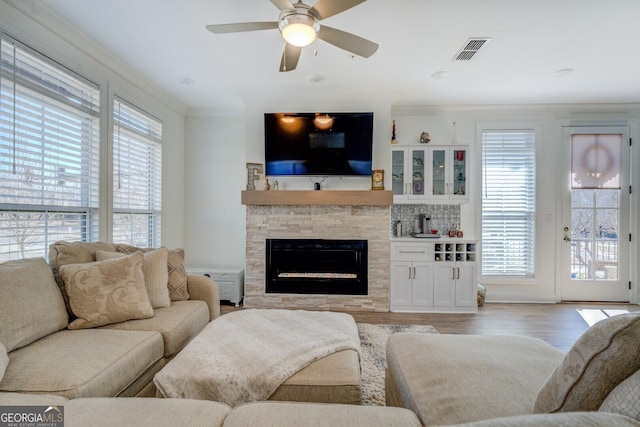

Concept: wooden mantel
[[241, 190, 393, 206]]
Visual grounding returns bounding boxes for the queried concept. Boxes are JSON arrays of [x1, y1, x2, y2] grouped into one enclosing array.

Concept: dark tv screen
[[264, 112, 373, 176]]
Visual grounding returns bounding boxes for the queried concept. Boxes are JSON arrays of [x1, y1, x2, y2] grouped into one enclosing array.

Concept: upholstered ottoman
[[385, 333, 564, 426], [269, 347, 361, 404], [155, 309, 361, 406]]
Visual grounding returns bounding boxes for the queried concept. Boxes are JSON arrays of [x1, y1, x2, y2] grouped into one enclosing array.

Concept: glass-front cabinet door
[[391, 149, 406, 198], [452, 148, 468, 199], [426, 146, 469, 202], [430, 148, 447, 197], [410, 148, 426, 198]]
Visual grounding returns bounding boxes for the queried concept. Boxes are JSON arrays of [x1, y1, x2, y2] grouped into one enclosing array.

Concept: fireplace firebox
[[265, 239, 368, 295]]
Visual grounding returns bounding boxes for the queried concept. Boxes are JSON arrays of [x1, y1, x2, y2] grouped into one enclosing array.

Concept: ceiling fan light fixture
[[279, 13, 319, 47]]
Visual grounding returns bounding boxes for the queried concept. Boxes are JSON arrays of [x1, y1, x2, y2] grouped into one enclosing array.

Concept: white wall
[[184, 110, 247, 267], [0, 0, 188, 249]]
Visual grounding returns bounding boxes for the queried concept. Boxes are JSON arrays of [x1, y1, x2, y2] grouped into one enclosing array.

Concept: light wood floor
[[221, 302, 639, 353]]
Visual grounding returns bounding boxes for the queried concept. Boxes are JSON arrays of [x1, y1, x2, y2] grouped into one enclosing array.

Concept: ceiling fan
[[206, 0, 378, 72]]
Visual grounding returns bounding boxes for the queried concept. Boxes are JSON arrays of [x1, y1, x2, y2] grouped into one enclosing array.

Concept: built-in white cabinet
[[391, 145, 469, 204], [391, 240, 477, 313], [390, 244, 434, 308]]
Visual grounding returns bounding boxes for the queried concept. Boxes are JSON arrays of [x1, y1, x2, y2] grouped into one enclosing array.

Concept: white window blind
[[0, 34, 100, 261], [113, 97, 162, 247], [481, 129, 536, 276]]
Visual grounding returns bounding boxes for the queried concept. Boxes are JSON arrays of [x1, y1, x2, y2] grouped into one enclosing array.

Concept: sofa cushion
[[117, 244, 189, 301], [444, 412, 640, 427], [223, 402, 423, 427], [100, 300, 209, 357], [64, 398, 230, 427], [60, 252, 154, 329], [534, 312, 640, 413], [0, 257, 68, 352], [600, 369, 640, 421], [49, 241, 118, 314], [0, 329, 163, 398], [385, 333, 564, 426], [0, 392, 68, 406], [96, 248, 170, 309], [0, 342, 7, 382]]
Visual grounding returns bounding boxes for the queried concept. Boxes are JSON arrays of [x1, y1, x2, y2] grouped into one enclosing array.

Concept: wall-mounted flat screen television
[[264, 112, 373, 176]]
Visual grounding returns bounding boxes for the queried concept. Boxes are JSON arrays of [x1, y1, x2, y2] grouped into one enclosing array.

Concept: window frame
[[0, 32, 101, 260], [111, 96, 162, 248], [478, 124, 537, 279]]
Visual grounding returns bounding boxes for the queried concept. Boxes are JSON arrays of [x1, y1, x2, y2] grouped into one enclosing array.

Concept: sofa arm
[[187, 275, 220, 321]]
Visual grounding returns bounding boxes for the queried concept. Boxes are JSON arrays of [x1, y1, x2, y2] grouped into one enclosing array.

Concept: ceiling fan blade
[[279, 43, 302, 72], [318, 25, 378, 58], [310, 0, 367, 20], [206, 22, 278, 34], [271, 0, 295, 11]]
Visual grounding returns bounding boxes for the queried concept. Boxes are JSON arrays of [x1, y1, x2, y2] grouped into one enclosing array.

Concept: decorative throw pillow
[[0, 257, 68, 352], [116, 244, 189, 301], [48, 241, 118, 316], [599, 369, 640, 420], [0, 341, 8, 382], [533, 312, 640, 413], [60, 252, 154, 329], [96, 248, 170, 308]]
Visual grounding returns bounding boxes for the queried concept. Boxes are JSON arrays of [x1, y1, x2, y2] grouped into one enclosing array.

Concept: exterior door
[[560, 126, 630, 301]]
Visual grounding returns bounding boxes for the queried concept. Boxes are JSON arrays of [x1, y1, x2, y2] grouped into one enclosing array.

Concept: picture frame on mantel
[[246, 163, 263, 190]]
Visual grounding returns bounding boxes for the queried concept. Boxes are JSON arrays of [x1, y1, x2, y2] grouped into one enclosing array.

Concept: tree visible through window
[[481, 129, 536, 276], [0, 34, 100, 261]]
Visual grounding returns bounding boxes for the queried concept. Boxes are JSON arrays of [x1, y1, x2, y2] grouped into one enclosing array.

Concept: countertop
[[391, 235, 478, 242]]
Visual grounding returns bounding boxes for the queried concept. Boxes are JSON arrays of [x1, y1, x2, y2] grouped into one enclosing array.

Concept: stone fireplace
[[242, 190, 392, 312]]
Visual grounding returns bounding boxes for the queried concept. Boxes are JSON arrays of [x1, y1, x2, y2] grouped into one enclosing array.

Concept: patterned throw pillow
[[533, 313, 640, 413], [96, 248, 170, 308], [599, 369, 640, 420], [60, 252, 154, 329], [116, 244, 189, 301]]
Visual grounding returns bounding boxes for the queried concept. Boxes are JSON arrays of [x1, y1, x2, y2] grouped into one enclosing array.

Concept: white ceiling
[[22, 0, 640, 110]]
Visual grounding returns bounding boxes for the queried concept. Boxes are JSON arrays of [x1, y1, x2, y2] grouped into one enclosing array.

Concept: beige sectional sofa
[[0, 241, 220, 399], [386, 312, 640, 426]]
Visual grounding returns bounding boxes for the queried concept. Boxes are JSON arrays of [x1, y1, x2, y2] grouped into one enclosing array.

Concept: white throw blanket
[[154, 309, 361, 406]]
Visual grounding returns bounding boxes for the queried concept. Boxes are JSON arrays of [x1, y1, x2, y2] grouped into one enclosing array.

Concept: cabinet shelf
[[434, 242, 476, 262]]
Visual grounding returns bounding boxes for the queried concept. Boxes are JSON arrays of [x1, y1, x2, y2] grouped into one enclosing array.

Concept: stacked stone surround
[[245, 205, 390, 312]]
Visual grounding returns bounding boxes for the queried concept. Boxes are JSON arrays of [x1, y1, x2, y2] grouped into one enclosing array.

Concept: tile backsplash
[[391, 204, 460, 237]]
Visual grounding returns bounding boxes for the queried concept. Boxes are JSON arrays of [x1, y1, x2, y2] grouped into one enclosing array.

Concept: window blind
[[481, 129, 536, 276], [0, 34, 100, 260], [113, 97, 162, 247]]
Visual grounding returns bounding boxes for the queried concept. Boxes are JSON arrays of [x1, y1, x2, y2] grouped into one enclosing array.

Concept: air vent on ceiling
[[453, 37, 491, 61]]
